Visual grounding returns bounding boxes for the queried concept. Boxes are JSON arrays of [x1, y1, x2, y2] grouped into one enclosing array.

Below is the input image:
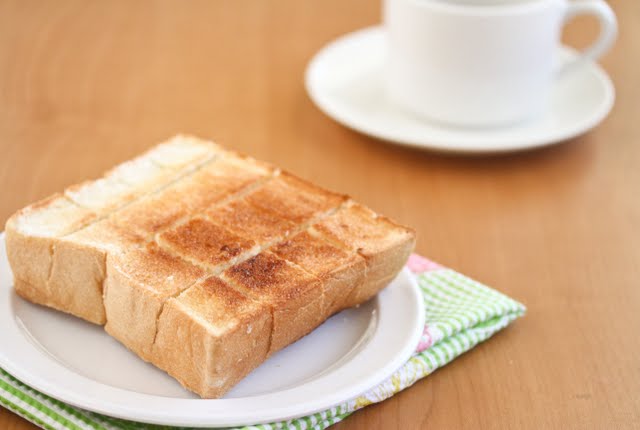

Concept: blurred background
[[0, 1, 639, 429]]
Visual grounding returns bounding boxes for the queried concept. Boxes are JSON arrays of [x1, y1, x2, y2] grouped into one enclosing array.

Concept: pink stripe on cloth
[[407, 254, 442, 274], [406, 254, 441, 353], [416, 325, 434, 353]]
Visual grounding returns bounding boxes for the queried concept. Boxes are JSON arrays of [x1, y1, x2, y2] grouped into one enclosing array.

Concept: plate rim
[[0, 232, 425, 427], [305, 25, 615, 154]]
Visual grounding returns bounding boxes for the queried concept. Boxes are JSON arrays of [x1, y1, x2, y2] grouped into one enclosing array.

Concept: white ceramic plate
[[0, 233, 424, 428], [305, 26, 615, 154]]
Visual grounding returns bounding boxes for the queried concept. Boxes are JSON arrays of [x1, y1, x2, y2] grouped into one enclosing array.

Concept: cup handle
[[558, 0, 617, 76]]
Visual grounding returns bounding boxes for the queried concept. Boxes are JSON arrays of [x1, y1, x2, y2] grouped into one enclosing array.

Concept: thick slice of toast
[[4, 135, 415, 398]]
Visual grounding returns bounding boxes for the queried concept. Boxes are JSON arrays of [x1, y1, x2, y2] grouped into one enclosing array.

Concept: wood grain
[[1, 0, 639, 428]]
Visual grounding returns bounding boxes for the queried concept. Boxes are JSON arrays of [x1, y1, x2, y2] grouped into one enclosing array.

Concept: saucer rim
[[304, 26, 615, 154]]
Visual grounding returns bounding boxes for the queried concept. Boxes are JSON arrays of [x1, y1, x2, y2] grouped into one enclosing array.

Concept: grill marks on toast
[[150, 192, 347, 365], [222, 252, 322, 356], [35, 138, 221, 246], [101, 153, 287, 363], [246, 172, 347, 224], [157, 217, 260, 272], [6, 136, 416, 398], [149, 168, 348, 281], [143, 176, 349, 390], [112, 155, 277, 241], [142, 170, 349, 395], [205, 197, 297, 244], [106, 157, 284, 350], [309, 202, 416, 306], [271, 230, 367, 318]]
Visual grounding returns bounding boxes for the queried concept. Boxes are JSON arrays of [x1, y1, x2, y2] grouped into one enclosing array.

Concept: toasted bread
[[222, 251, 324, 355], [4, 135, 415, 398], [153, 277, 272, 397], [272, 230, 366, 318], [6, 194, 95, 293], [311, 202, 416, 306], [104, 243, 206, 360]]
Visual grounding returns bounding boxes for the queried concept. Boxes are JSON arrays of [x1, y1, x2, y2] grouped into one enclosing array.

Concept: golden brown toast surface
[[272, 230, 362, 277], [174, 277, 267, 335], [110, 243, 206, 296], [4, 135, 415, 398], [222, 252, 320, 305], [158, 218, 258, 271], [206, 197, 297, 244], [246, 172, 347, 223], [311, 203, 414, 256]]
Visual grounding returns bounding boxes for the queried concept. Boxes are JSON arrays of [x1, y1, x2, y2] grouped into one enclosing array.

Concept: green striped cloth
[[0, 255, 525, 430]]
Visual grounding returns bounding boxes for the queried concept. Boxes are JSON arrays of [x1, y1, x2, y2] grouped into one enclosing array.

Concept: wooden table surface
[[1, 1, 639, 429]]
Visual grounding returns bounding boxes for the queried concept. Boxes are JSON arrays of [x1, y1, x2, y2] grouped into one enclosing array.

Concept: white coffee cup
[[384, 0, 617, 127]]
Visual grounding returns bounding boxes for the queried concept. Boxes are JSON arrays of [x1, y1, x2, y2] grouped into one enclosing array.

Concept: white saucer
[[305, 26, 615, 154], [0, 233, 424, 428]]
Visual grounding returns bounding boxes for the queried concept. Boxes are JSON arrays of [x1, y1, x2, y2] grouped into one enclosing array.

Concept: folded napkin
[[0, 255, 525, 430]]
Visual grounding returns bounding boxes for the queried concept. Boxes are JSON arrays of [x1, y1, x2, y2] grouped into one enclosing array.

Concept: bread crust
[[311, 203, 416, 306], [6, 194, 98, 319], [152, 278, 272, 397], [104, 243, 206, 360], [272, 230, 366, 318]]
